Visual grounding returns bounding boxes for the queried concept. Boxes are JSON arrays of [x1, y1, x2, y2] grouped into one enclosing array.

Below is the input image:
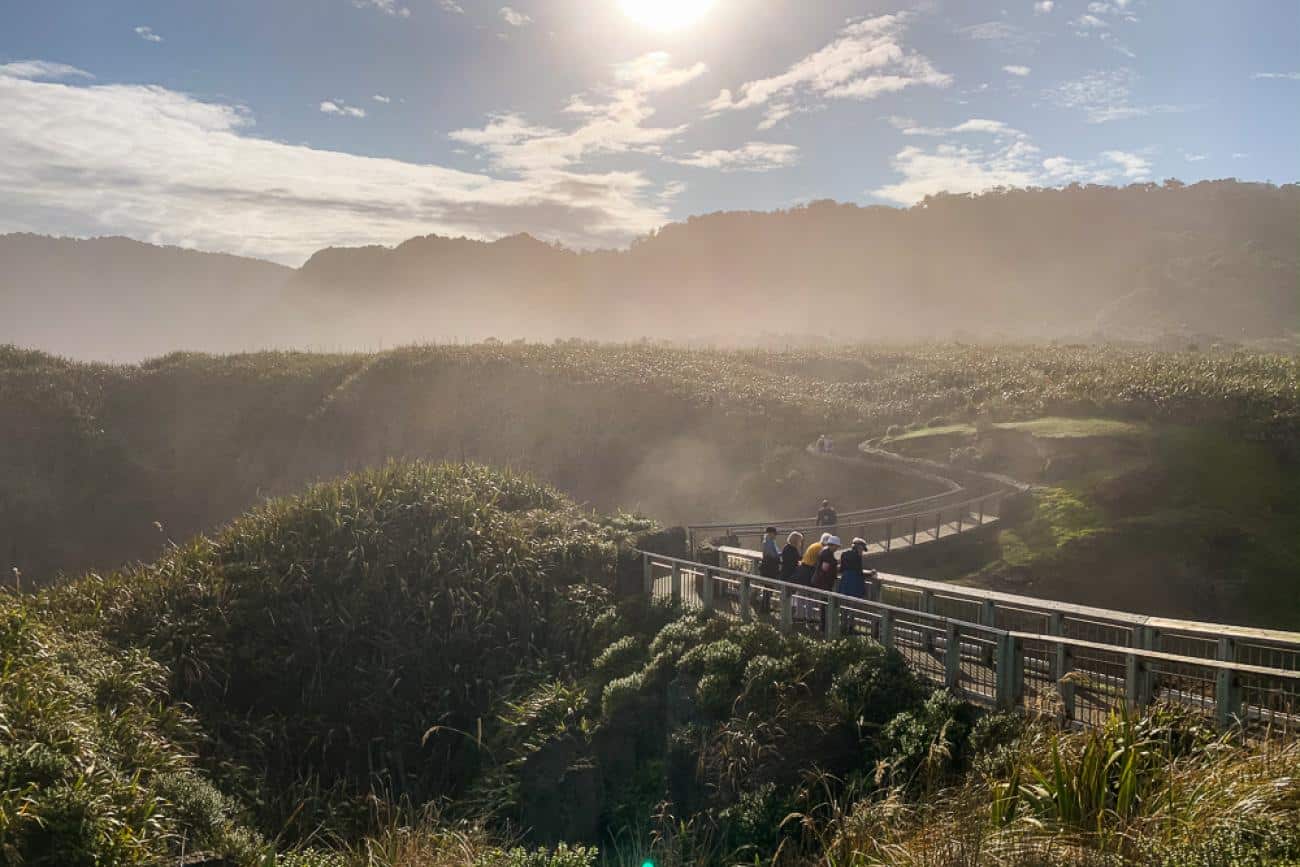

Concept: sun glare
[[619, 0, 715, 32]]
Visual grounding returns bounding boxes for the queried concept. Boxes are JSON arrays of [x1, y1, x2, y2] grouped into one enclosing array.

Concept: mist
[[4, 180, 1297, 363]]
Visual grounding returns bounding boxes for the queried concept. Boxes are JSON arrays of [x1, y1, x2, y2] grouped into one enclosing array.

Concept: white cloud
[[1047, 69, 1182, 123], [891, 116, 1024, 138], [452, 52, 704, 175], [499, 6, 531, 27], [373, 94, 391, 103], [1003, 65, 1031, 77], [705, 14, 950, 129], [1183, 152, 1207, 162], [353, 0, 411, 17], [671, 142, 800, 172], [1101, 149, 1151, 179], [1033, 1, 1054, 13], [1253, 72, 1300, 81], [0, 60, 94, 80], [439, 0, 465, 11], [320, 100, 367, 118], [872, 128, 1151, 204], [614, 52, 707, 92], [1232, 152, 1248, 159], [134, 26, 163, 43], [0, 65, 671, 263], [1074, 14, 1107, 29], [960, 21, 1035, 46]]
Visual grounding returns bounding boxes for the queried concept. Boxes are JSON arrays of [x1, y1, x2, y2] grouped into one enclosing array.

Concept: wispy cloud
[[0, 64, 670, 262], [373, 94, 391, 104], [499, 6, 531, 27], [0, 60, 94, 80], [890, 116, 1025, 138], [873, 125, 1148, 205], [1033, 1, 1054, 13], [320, 100, 367, 118], [134, 26, 163, 43], [1003, 65, 1031, 77], [1047, 69, 1183, 123], [452, 52, 704, 174], [671, 142, 800, 172], [353, 0, 411, 18], [439, 0, 465, 12], [705, 14, 951, 130], [959, 21, 1036, 47], [1253, 72, 1300, 80]]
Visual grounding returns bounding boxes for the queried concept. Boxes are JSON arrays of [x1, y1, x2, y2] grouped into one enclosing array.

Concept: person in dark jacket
[[816, 499, 838, 529], [837, 537, 869, 598], [760, 526, 781, 579], [779, 531, 803, 582], [814, 535, 840, 592]]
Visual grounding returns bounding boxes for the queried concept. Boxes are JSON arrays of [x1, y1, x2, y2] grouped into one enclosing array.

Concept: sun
[[619, 0, 715, 32]]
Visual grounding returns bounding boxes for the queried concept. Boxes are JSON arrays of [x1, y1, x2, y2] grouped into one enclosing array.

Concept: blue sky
[[1, 0, 1296, 264]]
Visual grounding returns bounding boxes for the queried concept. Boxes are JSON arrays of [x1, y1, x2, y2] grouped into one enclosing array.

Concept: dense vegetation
[[4, 461, 1299, 866], [4, 341, 1298, 624]]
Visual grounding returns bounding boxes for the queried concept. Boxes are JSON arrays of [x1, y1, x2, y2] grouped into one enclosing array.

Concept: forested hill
[[2, 181, 1296, 360], [0, 233, 292, 360], [287, 180, 1299, 346]]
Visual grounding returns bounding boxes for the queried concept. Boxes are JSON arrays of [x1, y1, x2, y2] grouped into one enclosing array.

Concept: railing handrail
[[713, 544, 1300, 650], [1006, 630, 1300, 679], [685, 487, 968, 534], [690, 489, 1004, 538]]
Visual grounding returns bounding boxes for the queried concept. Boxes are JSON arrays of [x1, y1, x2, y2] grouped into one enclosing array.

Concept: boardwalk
[[655, 444, 1300, 736]]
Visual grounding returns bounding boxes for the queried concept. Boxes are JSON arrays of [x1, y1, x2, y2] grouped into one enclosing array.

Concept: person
[[760, 526, 781, 579], [815, 434, 827, 453], [814, 535, 840, 591], [780, 531, 803, 582], [816, 499, 838, 529], [837, 537, 869, 598], [824, 434, 835, 454], [796, 532, 831, 586]]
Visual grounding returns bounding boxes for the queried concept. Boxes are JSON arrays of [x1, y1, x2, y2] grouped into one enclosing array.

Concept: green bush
[[474, 843, 598, 867], [592, 635, 647, 679]]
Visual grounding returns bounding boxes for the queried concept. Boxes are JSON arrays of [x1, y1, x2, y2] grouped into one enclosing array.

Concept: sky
[[1, 0, 1297, 265]]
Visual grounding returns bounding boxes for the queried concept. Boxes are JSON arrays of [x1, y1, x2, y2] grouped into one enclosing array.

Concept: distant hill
[[0, 233, 291, 360], [285, 179, 1300, 347], [3, 180, 1297, 358]]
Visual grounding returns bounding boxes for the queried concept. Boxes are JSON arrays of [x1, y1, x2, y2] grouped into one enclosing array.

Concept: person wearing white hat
[[814, 536, 841, 591]]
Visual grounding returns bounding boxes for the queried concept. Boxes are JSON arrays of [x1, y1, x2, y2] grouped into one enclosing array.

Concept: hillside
[[3, 343, 1299, 629], [4, 181, 1297, 361], [0, 234, 291, 361]]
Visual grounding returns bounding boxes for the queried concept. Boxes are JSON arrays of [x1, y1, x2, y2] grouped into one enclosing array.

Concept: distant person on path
[[837, 537, 869, 598], [814, 535, 840, 591], [824, 434, 834, 454], [815, 434, 827, 453], [760, 526, 781, 579], [816, 499, 838, 529], [780, 531, 803, 582]]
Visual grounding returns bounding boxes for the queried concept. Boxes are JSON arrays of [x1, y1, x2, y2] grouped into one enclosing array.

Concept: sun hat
[[826, 535, 842, 546], [852, 537, 867, 548], [820, 532, 832, 544]]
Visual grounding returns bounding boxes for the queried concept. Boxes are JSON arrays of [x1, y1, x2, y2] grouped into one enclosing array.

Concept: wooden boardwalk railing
[[638, 550, 1300, 736], [689, 490, 1008, 552]]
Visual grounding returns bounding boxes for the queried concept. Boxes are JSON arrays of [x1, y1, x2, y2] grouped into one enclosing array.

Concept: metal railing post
[[670, 563, 682, 604], [922, 591, 936, 650], [944, 622, 961, 689], [935, 509, 943, 540], [880, 609, 895, 649], [740, 575, 752, 622], [825, 596, 840, 640], [995, 633, 1024, 710], [978, 496, 986, 525], [780, 587, 793, 631], [911, 516, 918, 546], [701, 567, 714, 611], [980, 601, 997, 664], [1216, 637, 1240, 729], [884, 521, 892, 552], [642, 552, 654, 596]]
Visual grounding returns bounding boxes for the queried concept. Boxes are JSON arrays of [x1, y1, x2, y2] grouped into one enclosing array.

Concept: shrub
[[592, 635, 646, 679], [601, 671, 647, 719]]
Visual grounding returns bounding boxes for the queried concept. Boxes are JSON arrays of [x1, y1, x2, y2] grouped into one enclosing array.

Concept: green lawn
[[883, 417, 1149, 444]]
